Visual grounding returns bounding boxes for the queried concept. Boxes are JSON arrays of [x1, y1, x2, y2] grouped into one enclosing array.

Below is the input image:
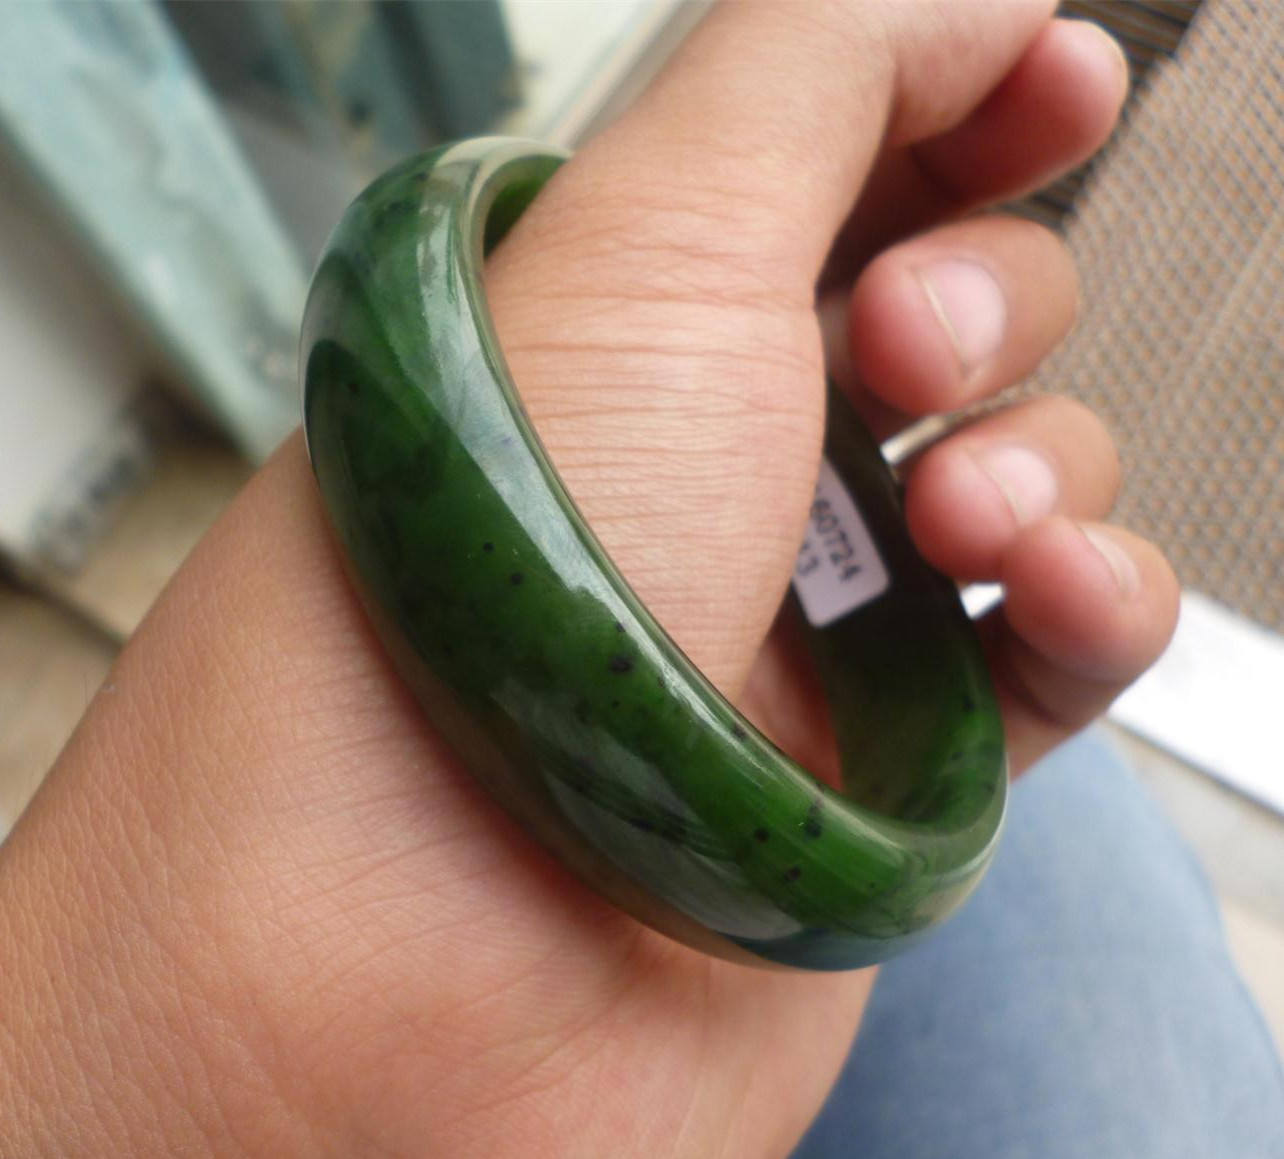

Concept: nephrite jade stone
[[302, 138, 1007, 970]]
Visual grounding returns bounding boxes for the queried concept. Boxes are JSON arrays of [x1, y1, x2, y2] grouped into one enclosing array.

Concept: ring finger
[[904, 394, 1121, 580]]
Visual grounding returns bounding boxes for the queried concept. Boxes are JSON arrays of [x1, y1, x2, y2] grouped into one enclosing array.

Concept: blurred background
[[0, 0, 1280, 1055]]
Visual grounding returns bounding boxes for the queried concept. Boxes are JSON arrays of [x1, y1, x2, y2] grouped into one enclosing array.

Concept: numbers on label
[[796, 500, 868, 587], [791, 458, 890, 628]]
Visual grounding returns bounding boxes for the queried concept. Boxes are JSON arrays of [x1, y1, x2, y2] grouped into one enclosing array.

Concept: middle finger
[[822, 214, 1080, 427]]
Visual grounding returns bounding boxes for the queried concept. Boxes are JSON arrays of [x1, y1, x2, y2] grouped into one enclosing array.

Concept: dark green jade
[[302, 138, 1007, 970]]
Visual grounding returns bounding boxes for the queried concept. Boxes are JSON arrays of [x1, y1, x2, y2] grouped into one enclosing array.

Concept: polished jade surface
[[302, 138, 1007, 970]]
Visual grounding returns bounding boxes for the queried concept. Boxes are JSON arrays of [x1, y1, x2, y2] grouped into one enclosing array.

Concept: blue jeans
[[794, 730, 1284, 1158]]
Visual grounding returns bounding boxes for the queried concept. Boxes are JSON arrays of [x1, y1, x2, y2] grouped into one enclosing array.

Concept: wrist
[[0, 747, 312, 1156]]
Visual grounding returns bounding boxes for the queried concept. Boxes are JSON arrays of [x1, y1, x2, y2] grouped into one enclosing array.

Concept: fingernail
[[916, 259, 1007, 376], [972, 444, 1059, 527], [1082, 525, 1141, 597], [1067, 18, 1130, 93]]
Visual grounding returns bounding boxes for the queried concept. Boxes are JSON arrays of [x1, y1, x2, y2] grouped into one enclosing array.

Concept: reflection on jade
[[302, 137, 1007, 970]]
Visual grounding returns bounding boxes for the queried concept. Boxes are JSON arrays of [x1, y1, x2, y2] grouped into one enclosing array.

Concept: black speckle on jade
[[302, 138, 1007, 971]]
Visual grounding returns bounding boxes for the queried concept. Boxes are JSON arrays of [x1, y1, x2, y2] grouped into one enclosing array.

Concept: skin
[[0, 3, 1179, 1157]]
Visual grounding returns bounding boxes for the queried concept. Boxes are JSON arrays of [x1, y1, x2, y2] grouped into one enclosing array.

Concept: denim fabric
[[794, 730, 1284, 1159]]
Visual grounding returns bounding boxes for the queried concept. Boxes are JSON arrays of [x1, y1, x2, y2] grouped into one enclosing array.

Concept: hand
[[1, 3, 1178, 1155]]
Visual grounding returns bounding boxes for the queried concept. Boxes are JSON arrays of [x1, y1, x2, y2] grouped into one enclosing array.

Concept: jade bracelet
[[302, 137, 1007, 971]]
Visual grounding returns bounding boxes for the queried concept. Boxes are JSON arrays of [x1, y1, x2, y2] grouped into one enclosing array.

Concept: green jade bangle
[[302, 138, 1007, 971]]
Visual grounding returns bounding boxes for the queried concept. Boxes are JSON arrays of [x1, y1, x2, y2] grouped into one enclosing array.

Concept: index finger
[[544, 0, 1059, 295]]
